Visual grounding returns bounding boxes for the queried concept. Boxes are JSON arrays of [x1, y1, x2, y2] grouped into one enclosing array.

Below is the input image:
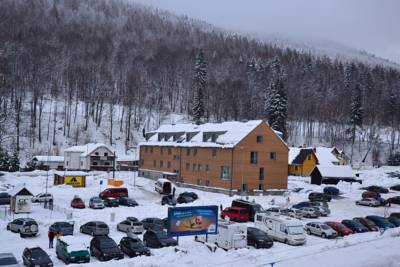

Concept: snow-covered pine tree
[[384, 92, 398, 154], [8, 149, 20, 172], [349, 83, 363, 163], [192, 50, 207, 125], [265, 57, 288, 140], [0, 147, 10, 172]]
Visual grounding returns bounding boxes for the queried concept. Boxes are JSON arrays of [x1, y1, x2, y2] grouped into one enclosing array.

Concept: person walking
[[55, 230, 62, 240], [48, 230, 55, 248]]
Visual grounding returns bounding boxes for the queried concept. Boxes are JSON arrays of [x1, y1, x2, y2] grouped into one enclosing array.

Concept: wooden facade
[[288, 149, 318, 176], [139, 122, 288, 191]]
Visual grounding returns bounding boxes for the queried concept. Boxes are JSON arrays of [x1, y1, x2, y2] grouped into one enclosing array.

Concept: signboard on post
[[167, 205, 218, 237], [64, 176, 86, 187]]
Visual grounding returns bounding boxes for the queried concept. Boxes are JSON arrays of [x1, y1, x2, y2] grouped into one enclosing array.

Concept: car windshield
[[364, 219, 376, 226], [287, 226, 304, 235], [25, 221, 37, 226], [0, 256, 17, 265], [93, 198, 102, 203], [129, 239, 143, 248], [100, 240, 117, 248], [321, 225, 330, 230], [31, 248, 47, 257], [251, 229, 267, 238], [156, 231, 169, 239], [57, 222, 71, 227], [253, 204, 264, 213]]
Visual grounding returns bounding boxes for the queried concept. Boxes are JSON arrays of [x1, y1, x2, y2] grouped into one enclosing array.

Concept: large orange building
[[139, 120, 288, 192]]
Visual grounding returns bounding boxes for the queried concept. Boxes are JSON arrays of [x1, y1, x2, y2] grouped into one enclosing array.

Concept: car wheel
[[369, 204, 373, 207], [284, 239, 288, 244], [321, 233, 326, 238], [91, 231, 94, 236], [254, 242, 259, 249], [80, 228, 83, 233], [6, 225, 9, 231], [306, 229, 311, 235]]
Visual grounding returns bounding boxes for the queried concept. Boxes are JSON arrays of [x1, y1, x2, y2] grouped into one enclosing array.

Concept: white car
[[304, 222, 337, 239], [31, 193, 53, 203], [89, 197, 105, 209], [355, 198, 381, 207], [117, 219, 144, 234]]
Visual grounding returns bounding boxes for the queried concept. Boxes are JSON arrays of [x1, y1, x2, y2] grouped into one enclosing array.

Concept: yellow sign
[[64, 176, 85, 187]]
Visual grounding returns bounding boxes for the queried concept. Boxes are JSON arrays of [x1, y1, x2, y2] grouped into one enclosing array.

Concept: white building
[[31, 156, 64, 170], [64, 143, 115, 171], [10, 186, 34, 214]]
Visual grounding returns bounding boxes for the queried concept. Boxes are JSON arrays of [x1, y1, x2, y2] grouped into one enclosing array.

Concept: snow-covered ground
[[0, 166, 400, 267]]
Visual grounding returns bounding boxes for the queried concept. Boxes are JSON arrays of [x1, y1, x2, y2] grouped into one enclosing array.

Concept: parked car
[[308, 192, 332, 202], [292, 201, 313, 209], [323, 186, 340, 196], [305, 222, 337, 238], [31, 193, 53, 203], [366, 216, 396, 229], [220, 207, 250, 222], [362, 191, 381, 199], [352, 217, 379, 231], [176, 194, 194, 204], [141, 218, 165, 230], [341, 220, 369, 233], [49, 221, 74, 236], [99, 188, 128, 199], [143, 229, 178, 248], [103, 197, 119, 207], [7, 218, 38, 237], [389, 184, 400, 191], [80, 221, 109, 236], [299, 207, 319, 218], [117, 219, 144, 234], [89, 197, 105, 209], [311, 206, 329, 216], [71, 197, 85, 209], [161, 195, 177, 206], [22, 247, 53, 267], [387, 196, 400, 205], [90, 236, 124, 261], [0, 253, 20, 267], [325, 221, 353, 236], [56, 236, 90, 264], [155, 179, 172, 195], [355, 198, 381, 207], [0, 192, 11, 205], [119, 233, 151, 257], [247, 227, 273, 249], [178, 191, 198, 200], [387, 216, 400, 227], [390, 212, 400, 219], [282, 208, 303, 219], [119, 197, 138, 207], [231, 199, 265, 221], [364, 186, 389, 194]]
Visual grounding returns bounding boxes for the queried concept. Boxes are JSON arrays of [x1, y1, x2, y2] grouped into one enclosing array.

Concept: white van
[[254, 213, 306, 245], [155, 178, 172, 195], [197, 220, 247, 250]]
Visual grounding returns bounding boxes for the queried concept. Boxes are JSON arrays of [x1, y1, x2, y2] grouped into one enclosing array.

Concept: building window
[[153, 160, 156, 167], [259, 167, 264, 180], [220, 166, 230, 180], [270, 152, 277, 160], [212, 148, 217, 158], [95, 152, 99, 156], [80, 161, 83, 166], [242, 183, 248, 192], [180, 177, 185, 183], [295, 166, 298, 171], [250, 151, 258, 164], [160, 147, 164, 155], [192, 163, 197, 172], [256, 135, 263, 143], [104, 162, 110, 166], [160, 161, 164, 168], [66, 161, 69, 166], [258, 184, 264, 190], [150, 147, 153, 154], [104, 152, 108, 156], [185, 163, 190, 171], [167, 161, 171, 168], [205, 180, 210, 186], [145, 147, 148, 154], [193, 148, 198, 156], [198, 164, 202, 172], [308, 155, 311, 160], [92, 161, 98, 166], [206, 164, 210, 172], [197, 179, 202, 185], [168, 148, 172, 155], [186, 148, 191, 156]]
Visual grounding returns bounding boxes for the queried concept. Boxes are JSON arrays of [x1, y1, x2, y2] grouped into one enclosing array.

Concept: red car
[[71, 197, 85, 209], [362, 191, 381, 199], [99, 188, 128, 199], [220, 207, 250, 222], [325, 221, 353, 236]]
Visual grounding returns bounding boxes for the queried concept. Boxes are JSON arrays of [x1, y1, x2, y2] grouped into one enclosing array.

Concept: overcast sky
[[133, 0, 400, 64]]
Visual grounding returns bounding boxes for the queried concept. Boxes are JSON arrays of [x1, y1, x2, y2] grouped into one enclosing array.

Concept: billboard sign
[[64, 176, 86, 187], [167, 205, 218, 237]]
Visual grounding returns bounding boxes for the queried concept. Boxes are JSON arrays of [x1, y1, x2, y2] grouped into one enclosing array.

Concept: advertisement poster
[[64, 176, 85, 187], [167, 206, 218, 237]]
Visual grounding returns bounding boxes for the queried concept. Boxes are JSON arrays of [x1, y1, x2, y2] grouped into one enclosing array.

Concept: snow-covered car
[[56, 236, 90, 264], [117, 220, 144, 234], [31, 193, 53, 203], [305, 222, 337, 239], [89, 197, 105, 209], [7, 218, 38, 237], [355, 198, 381, 207]]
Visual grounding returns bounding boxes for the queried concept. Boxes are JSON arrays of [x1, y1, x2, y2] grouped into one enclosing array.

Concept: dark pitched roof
[[292, 149, 318, 165]]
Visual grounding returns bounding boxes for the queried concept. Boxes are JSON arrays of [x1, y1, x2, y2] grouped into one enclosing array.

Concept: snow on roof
[[54, 171, 88, 176], [116, 154, 139, 161], [142, 120, 282, 148], [316, 165, 355, 178], [60, 236, 88, 252], [64, 143, 114, 157], [288, 147, 302, 164], [33, 156, 64, 163], [315, 147, 339, 165], [9, 185, 33, 196]]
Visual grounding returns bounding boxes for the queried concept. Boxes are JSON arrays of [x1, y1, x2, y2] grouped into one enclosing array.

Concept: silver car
[[305, 222, 337, 238], [117, 220, 144, 234], [310, 202, 331, 215], [0, 253, 21, 267], [89, 197, 105, 209], [299, 207, 319, 218], [31, 193, 53, 203], [355, 198, 381, 207], [312, 206, 329, 216], [6, 218, 38, 237], [79, 221, 109, 236]]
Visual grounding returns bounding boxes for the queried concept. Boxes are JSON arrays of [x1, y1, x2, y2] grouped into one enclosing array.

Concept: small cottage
[[10, 186, 34, 213], [288, 147, 318, 176], [31, 156, 64, 170], [310, 165, 357, 185]]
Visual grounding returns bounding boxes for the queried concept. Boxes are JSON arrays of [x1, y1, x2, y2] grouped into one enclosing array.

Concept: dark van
[[231, 199, 264, 221], [99, 188, 128, 199]]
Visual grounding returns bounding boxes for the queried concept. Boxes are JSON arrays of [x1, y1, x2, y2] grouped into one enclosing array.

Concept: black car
[[323, 186, 340, 196], [90, 236, 124, 261], [161, 195, 177, 206], [341, 220, 368, 233], [141, 218, 165, 230], [22, 247, 53, 267], [247, 227, 273, 249], [388, 216, 400, 227], [49, 221, 74, 236], [364, 186, 389, 194], [177, 195, 194, 204], [119, 197, 138, 207], [143, 229, 178, 248], [178, 192, 198, 200], [390, 212, 400, 219], [308, 192, 332, 202], [388, 196, 400, 205], [0, 192, 11, 205], [119, 233, 151, 257], [103, 198, 119, 207], [292, 201, 313, 209], [390, 185, 400, 191]]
